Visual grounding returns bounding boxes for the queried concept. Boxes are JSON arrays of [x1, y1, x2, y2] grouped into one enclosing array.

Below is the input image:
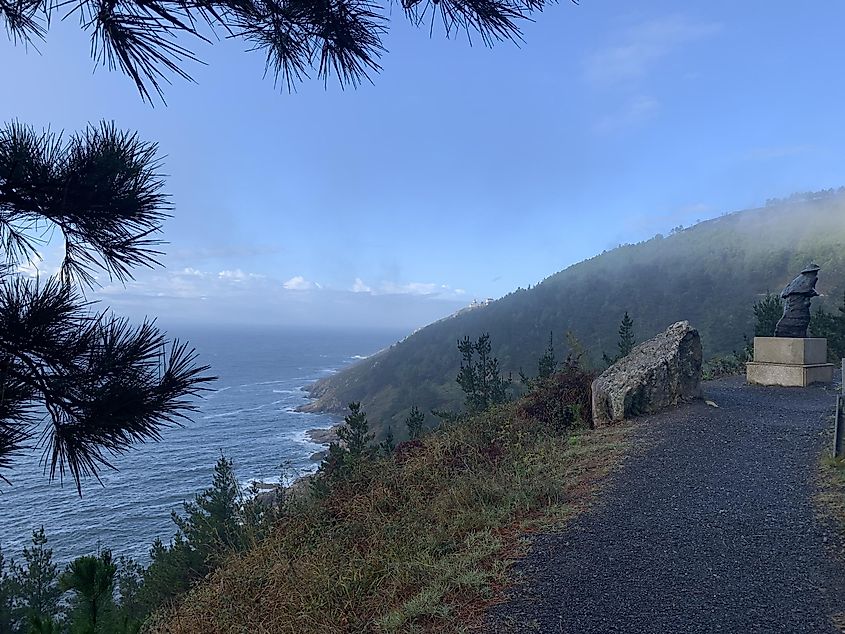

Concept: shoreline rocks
[[305, 426, 341, 446]]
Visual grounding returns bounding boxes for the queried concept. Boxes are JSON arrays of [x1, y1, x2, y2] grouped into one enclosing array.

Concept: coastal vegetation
[[0, 333, 613, 632], [152, 352, 628, 633], [305, 191, 845, 436], [0, 456, 283, 633]]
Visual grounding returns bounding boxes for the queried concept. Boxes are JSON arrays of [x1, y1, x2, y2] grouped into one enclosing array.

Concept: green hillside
[[304, 191, 845, 435]]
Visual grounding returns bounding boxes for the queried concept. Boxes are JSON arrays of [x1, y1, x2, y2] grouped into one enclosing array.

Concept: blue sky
[[5, 1, 845, 329]]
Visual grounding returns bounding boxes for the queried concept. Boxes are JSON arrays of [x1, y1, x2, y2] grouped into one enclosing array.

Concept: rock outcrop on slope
[[591, 321, 702, 427]]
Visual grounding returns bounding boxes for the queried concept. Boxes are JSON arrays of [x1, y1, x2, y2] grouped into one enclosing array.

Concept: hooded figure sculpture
[[774, 264, 821, 338]]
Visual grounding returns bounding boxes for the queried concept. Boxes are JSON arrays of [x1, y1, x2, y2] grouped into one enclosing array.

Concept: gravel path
[[487, 376, 845, 633]]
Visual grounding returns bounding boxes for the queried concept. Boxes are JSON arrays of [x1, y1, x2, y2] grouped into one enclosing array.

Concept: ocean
[[0, 326, 403, 564]]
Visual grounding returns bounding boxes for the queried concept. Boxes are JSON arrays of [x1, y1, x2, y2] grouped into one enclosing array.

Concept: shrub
[[517, 360, 596, 433]]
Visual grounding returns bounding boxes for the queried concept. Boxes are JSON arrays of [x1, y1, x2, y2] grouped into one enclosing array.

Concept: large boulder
[[591, 321, 702, 427]]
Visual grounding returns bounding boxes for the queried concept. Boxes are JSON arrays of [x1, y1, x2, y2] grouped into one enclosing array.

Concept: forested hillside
[[304, 191, 845, 435]]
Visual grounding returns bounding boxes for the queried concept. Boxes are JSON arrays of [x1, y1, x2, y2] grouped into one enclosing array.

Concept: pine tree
[[617, 312, 635, 358], [11, 527, 61, 628], [61, 550, 118, 633], [172, 455, 245, 565], [337, 402, 374, 459], [379, 426, 395, 455], [602, 313, 635, 366], [113, 556, 145, 633], [456, 334, 511, 414], [753, 292, 784, 337], [1, 0, 550, 100], [0, 548, 15, 634], [404, 406, 426, 440], [537, 332, 557, 380], [520, 331, 559, 389], [0, 122, 214, 491], [139, 454, 276, 615], [811, 291, 845, 361]]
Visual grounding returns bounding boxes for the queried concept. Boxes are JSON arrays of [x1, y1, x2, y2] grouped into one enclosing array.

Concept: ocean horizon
[[1, 325, 405, 564]]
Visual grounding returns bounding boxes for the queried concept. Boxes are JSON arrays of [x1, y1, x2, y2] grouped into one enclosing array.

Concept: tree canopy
[[0, 121, 214, 490], [0, 0, 564, 101]]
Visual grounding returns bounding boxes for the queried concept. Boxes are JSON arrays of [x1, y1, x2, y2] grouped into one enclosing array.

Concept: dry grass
[[148, 404, 632, 634]]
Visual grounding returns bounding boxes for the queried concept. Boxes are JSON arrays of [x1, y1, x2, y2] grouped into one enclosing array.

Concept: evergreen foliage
[[0, 548, 16, 633], [617, 312, 635, 357], [752, 292, 784, 337], [379, 426, 395, 455], [516, 355, 595, 433], [0, 121, 214, 491], [602, 312, 635, 366], [456, 334, 511, 414], [404, 405, 425, 440], [519, 332, 557, 389], [336, 402, 374, 460], [0, 456, 281, 632], [141, 453, 281, 612], [0, 0, 553, 100], [11, 528, 61, 630], [60, 550, 117, 633], [811, 291, 845, 361]]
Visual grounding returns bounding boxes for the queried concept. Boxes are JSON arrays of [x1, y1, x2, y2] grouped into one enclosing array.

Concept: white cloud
[[585, 16, 721, 86], [379, 281, 440, 296], [283, 275, 315, 291], [218, 269, 264, 282], [594, 95, 659, 134], [351, 277, 372, 293]]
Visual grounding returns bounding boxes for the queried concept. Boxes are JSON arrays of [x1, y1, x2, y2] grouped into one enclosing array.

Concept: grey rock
[[591, 320, 702, 427], [775, 263, 821, 338]]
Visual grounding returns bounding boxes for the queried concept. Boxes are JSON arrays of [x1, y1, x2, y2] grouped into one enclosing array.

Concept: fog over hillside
[[304, 191, 845, 435]]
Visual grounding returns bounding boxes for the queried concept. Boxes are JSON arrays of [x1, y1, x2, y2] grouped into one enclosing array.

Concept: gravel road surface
[[487, 376, 845, 633]]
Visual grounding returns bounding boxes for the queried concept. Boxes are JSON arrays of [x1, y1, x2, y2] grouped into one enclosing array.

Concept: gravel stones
[[487, 376, 845, 633]]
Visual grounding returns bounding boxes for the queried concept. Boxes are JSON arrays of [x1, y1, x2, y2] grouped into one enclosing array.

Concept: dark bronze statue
[[774, 264, 821, 338]]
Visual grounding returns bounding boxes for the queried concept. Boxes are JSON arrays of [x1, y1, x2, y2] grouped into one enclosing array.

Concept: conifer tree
[[602, 313, 635, 366], [617, 312, 635, 358], [456, 334, 511, 414], [11, 527, 61, 629], [172, 455, 245, 565], [753, 292, 784, 337], [404, 405, 425, 440], [0, 0, 553, 100], [810, 291, 845, 361], [379, 426, 395, 455], [520, 332, 558, 389], [0, 548, 15, 633], [337, 402, 373, 459], [0, 121, 214, 491], [537, 331, 557, 380], [61, 550, 118, 633]]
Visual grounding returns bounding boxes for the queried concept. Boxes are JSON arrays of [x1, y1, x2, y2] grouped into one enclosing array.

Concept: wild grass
[[816, 441, 845, 528], [149, 398, 632, 633]]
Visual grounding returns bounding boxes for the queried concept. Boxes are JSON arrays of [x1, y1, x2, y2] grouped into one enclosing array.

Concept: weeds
[[151, 382, 631, 633]]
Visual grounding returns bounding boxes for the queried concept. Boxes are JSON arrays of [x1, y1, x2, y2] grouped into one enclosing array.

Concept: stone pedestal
[[746, 337, 834, 387]]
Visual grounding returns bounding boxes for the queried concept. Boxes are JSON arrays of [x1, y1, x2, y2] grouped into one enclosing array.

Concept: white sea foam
[[202, 399, 284, 419]]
